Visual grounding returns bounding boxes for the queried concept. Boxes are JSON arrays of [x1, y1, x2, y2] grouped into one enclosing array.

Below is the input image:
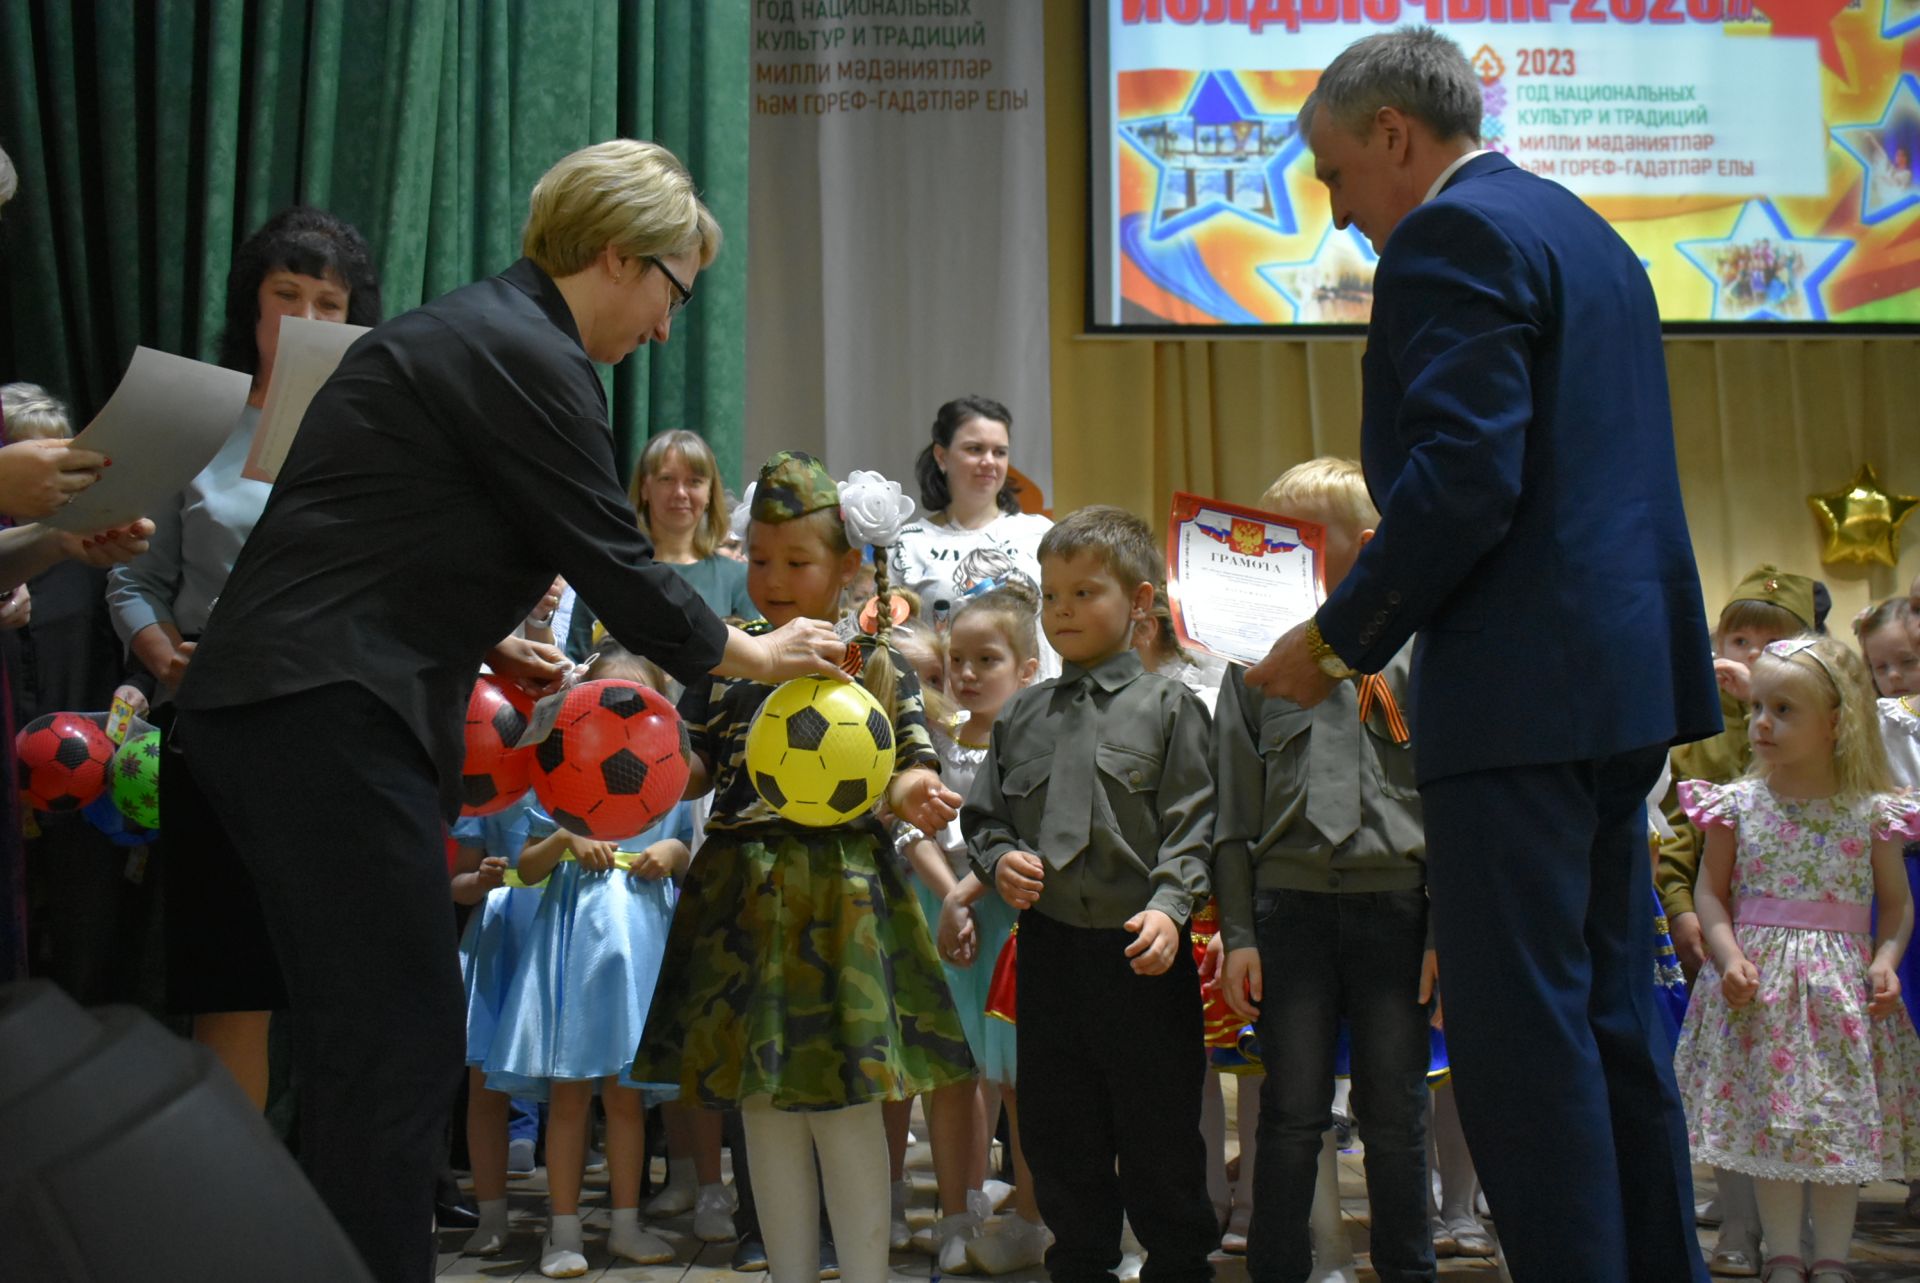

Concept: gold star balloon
[[1807, 464, 1918, 568]]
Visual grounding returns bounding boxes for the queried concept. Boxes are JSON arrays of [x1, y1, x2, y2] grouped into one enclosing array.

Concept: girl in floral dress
[[1673, 635, 1920, 1283]]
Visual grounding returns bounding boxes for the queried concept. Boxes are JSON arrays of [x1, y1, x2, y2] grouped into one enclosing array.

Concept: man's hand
[[994, 850, 1045, 910], [1123, 908, 1181, 976], [1222, 946, 1263, 1022], [487, 635, 571, 697], [0, 439, 108, 519], [1243, 618, 1338, 707]]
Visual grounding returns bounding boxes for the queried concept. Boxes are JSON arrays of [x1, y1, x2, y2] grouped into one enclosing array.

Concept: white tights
[[1752, 1178, 1856, 1276], [741, 1096, 890, 1283]]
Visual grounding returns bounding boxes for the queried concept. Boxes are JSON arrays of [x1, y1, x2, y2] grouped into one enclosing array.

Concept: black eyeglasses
[[647, 256, 693, 320]]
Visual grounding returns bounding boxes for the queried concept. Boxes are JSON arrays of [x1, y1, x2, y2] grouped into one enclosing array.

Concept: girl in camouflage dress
[[634, 453, 974, 1283]]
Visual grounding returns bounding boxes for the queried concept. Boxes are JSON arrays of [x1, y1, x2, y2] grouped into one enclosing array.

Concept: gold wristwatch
[[1304, 617, 1356, 680]]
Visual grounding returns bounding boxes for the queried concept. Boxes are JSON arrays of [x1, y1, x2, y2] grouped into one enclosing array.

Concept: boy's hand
[[938, 896, 977, 965], [1418, 948, 1443, 1030], [888, 768, 962, 837], [475, 856, 508, 892], [995, 851, 1045, 909], [1869, 961, 1903, 1018], [1720, 956, 1761, 1008], [1123, 908, 1180, 976], [1222, 946, 1262, 1022], [572, 839, 620, 873], [626, 842, 676, 882]]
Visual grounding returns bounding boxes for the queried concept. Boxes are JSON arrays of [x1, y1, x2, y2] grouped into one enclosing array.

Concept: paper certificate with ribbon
[[1166, 492, 1326, 668]]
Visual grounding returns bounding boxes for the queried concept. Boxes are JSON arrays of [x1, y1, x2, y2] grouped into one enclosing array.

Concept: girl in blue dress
[[483, 645, 695, 1279], [450, 789, 544, 1256]]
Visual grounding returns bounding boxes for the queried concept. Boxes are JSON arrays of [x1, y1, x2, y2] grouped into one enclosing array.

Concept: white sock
[[541, 1213, 588, 1279], [463, 1197, 509, 1254], [609, 1206, 676, 1263]]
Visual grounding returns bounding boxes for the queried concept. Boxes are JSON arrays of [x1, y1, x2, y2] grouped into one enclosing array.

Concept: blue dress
[[453, 794, 544, 1067], [483, 800, 691, 1101]]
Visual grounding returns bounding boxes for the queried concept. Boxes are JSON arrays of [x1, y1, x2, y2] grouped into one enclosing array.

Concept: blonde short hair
[[630, 430, 729, 559], [522, 140, 722, 278], [1262, 457, 1380, 529], [0, 382, 72, 441]]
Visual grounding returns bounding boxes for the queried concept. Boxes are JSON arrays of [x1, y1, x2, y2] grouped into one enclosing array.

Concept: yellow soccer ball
[[745, 676, 896, 827]]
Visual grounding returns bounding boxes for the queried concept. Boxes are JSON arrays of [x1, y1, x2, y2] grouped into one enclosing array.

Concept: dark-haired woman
[[889, 396, 1054, 670], [107, 205, 382, 1109]]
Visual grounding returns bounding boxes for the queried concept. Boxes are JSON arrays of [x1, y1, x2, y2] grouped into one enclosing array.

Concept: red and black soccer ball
[[530, 679, 688, 841], [460, 675, 535, 817], [17, 712, 116, 813]]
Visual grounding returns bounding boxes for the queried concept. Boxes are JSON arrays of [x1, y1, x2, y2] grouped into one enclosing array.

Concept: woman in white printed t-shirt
[[890, 395, 1058, 677]]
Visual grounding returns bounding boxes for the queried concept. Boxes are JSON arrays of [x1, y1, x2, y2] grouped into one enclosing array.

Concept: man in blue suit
[[1245, 28, 1721, 1282]]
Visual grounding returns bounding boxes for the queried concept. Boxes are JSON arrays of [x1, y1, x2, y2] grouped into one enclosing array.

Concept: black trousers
[[1016, 909, 1216, 1283], [1424, 746, 1706, 1283], [174, 683, 466, 1283]]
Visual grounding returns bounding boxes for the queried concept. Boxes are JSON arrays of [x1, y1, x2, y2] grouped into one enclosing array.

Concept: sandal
[[1711, 1240, 1760, 1277], [1760, 1256, 1807, 1283], [1805, 1261, 1855, 1283]]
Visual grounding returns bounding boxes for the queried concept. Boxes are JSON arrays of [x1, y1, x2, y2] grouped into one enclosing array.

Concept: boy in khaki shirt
[[964, 505, 1217, 1283], [1216, 460, 1437, 1283]]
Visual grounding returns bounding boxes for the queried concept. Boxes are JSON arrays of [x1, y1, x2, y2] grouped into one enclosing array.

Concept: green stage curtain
[[0, 0, 748, 481]]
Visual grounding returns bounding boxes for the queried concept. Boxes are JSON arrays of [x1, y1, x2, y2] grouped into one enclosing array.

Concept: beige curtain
[[1043, 0, 1920, 629]]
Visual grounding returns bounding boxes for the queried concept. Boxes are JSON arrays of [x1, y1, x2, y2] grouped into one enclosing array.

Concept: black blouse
[[178, 258, 729, 814]]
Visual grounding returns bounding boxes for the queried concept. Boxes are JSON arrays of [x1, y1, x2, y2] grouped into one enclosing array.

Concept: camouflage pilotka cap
[[1727, 563, 1817, 630], [750, 451, 841, 523]]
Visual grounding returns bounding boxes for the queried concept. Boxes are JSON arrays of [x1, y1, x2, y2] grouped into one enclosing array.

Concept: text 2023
[[1517, 49, 1577, 76]]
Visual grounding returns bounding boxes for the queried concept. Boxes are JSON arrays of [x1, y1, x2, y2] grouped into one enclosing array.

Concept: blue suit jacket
[[1317, 153, 1721, 785]]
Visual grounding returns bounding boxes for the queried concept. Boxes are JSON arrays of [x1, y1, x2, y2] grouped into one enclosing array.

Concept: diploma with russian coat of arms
[[1166, 492, 1327, 668]]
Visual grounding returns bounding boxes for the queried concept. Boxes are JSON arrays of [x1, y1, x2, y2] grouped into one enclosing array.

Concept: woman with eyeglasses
[[169, 140, 846, 1283]]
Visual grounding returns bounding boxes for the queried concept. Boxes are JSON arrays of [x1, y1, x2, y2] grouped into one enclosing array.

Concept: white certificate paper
[[1166, 492, 1326, 668], [242, 316, 370, 483], [42, 348, 252, 532]]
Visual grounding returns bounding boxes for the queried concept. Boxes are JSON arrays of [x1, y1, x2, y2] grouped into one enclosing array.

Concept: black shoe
[[732, 1236, 769, 1272], [818, 1238, 839, 1280], [435, 1175, 480, 1229]]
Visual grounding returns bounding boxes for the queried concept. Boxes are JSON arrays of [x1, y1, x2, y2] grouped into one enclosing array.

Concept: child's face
[[1270, 493, 1373, 594], [746, 521, 859, 628], [1862, 624, 1920, 698], [948, 613, 1037, 722], [1748, 662, 1838, 773], [1716, 623, 1795, 670], [1039, 550, 1153, 669]]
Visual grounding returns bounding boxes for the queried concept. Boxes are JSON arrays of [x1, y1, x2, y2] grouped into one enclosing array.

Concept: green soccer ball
[[110, 730, 162, 830]]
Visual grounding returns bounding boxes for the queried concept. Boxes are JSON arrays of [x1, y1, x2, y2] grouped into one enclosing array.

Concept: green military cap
[[1726, 563, 1816, 630], [750, 451, 840, 523]]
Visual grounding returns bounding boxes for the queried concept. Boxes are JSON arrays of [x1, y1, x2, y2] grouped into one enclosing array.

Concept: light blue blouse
[[106, 405, 269, 643]]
